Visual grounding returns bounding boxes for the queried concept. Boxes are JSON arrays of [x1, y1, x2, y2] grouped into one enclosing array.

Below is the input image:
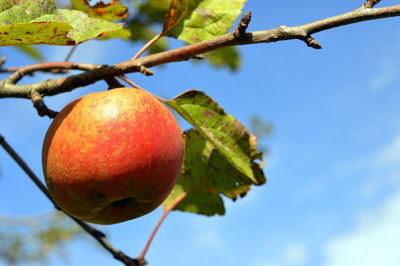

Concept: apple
[[42, 88, 184, 225]]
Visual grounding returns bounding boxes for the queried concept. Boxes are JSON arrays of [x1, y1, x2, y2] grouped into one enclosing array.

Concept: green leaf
[[126, 0, 242, 69], [162, 0, 197, 34], [166, 0, 247, 43], [0, 22, 74, 46], [163, 130, 262, 216], [0, 0, 17, 12], [13, 45, 44, 61], [160, 0, 244, 69], [0, 0, 127, 46], [97, 27, 132, 40], [166, 90, 266, 185], [0, 0, 56, 25], [70, 0, 129, 21], [32, 9, 125, 43]]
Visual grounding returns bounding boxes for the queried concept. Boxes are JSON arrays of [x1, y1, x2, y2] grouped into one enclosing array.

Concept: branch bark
[[0, 4, 399, 99]]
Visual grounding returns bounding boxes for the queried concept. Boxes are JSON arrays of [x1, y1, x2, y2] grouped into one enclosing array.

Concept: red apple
[[42, 88, 184, 224]]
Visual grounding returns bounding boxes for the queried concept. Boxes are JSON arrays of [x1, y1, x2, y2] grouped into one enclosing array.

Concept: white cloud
[[251, 132, 400, 266], [368, 33, 400, 92], [193, 227, 228, 251], [284, 243, 308, 264], [375, 135, 400, 167], [333, 133, 400, 197], [252, 242, 308, 266], [369, 63, 398, 92], [372, 135, 400, 189], [324, 189, 400, 266], [190, 218, 229, 253]]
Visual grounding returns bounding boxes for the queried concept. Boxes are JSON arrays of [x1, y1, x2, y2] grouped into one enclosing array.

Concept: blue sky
[[1, 1, 400, 265]]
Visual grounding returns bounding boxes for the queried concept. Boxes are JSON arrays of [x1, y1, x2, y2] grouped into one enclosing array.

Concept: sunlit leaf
[[167, 90, 265, 185], [126, 0, 242, 68], [164, 89, 266, 216], [0, 0, 14, 12], [162, 0, 196, 34], [0, 0, 127, 46], [97, 27, 132, 40], [165, 0, 247, 44], [0, 22, 74, 46], [0, 0, 56, 25], [163, 129, 263, 216], [31, 9, 125, 43]]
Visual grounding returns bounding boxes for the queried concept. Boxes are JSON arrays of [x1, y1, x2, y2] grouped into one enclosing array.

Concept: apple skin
[[42, 88, 184, 225]]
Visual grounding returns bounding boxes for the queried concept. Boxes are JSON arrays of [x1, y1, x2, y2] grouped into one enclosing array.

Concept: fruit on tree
[[42, 88, 184, 225]]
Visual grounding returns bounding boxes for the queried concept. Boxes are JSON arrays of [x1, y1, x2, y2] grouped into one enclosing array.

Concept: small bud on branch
[[234, 11, 252, 38], [364, 0, 381, 8]]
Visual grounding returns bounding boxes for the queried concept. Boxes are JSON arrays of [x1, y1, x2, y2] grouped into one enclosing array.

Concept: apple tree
[[0, 0, 399, 265]]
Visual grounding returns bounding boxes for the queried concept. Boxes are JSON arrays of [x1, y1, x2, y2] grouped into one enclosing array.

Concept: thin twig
[[0, 67, 21, 73], [0, 62, 150, 98], [131, 33, 162, 60], [1, 4, 400, 98], [136, 192, 190, 264], [6, 62, 105, 85], [0, 57, 26, 74], [0, 134, 139, 266], [64, 45, 78, 62]]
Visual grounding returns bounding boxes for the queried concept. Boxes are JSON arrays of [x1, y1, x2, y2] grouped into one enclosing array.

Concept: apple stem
[[118, 75, 145, 90], [118, 75, 167, 103], [131, 33, 162, 61], [136, 191, 190, 264]]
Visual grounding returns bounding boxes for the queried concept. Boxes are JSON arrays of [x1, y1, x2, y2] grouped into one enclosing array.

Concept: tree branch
[[0, 4, 399, 99], [0, 134, 139, 266]]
